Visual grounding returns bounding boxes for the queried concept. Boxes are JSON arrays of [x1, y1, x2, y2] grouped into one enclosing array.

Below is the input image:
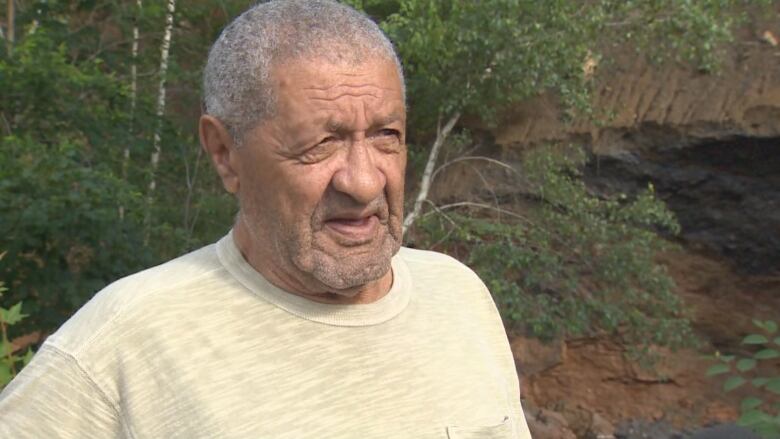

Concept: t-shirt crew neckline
[[216, 231, 412, 327]]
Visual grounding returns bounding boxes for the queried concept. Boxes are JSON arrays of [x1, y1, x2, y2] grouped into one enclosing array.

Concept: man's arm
[[0, 344, 125, 438]]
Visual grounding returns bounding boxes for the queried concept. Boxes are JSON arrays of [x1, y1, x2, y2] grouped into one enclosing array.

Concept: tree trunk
[[402, 112, 461, 234], [120, 0, 142, 221], [145, 0, 176, 239], [6, 0, 14, 55]]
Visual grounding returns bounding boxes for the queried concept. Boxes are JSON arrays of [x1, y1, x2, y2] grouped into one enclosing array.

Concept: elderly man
[[0, 1, 532, 438]]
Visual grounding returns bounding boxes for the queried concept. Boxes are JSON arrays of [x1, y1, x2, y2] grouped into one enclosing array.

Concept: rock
[[526, 406, 577, 439], [559, 404, 596, 438], [761, 30, 778, 47], [615, 419, 689, 439], [510, 336, 566, 377], [690, 424, 762, 439], [587, 413, 617, 439]]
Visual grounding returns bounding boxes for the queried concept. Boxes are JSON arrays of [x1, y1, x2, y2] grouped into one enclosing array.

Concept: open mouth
[[324, 215, 380, 241]]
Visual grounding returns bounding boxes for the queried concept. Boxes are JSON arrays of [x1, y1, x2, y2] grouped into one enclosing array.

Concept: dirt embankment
[[495, 12, 780, 151], [488, 6, 780, 438]]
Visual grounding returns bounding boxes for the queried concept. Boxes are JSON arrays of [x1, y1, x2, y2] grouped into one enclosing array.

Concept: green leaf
[[0, 366, 12, 388], [741, 397, 763, 412], [0, 341, 11, 357], [736, 358, 757, 372], [22, 349, 34, 366], [738, 409, 770, 427], [706, 363, 730, 376], [753, 377, 769, 388], [774, 336, 780, 346], [724, 375, 746, 392], [743, 334, 769, 345], [1, 302, 27, 325], [755, 349, 780, 360], [766, 378, 780, 395], [763, 320, 778, 335]]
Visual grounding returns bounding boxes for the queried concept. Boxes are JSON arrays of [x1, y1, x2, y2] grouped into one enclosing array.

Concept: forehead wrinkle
[[302, 84, 396, 91], [307, 92, 380, 101]]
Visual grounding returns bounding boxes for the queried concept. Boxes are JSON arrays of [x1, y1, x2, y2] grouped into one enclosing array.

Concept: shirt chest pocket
[[446, 416, 516, 439]]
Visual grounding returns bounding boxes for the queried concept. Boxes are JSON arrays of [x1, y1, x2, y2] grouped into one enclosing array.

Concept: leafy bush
[[414, 145, 695, 353], [0, 31, 155, 331], [0, 280, 34, 390], [707, 320, 780, 438]]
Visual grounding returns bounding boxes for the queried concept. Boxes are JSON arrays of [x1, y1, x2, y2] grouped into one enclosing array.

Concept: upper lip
[[326, 212, 377, 221], [325, 207, 382, 222]]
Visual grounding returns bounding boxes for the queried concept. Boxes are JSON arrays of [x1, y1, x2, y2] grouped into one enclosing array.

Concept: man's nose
[[331, 141, 385, 204]]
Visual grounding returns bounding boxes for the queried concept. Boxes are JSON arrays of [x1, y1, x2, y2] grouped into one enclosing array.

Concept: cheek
[[385, 155, 407, 193], [276, 166, 335, 212]]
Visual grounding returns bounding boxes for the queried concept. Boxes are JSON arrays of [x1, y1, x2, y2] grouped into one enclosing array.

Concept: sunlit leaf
[[740, 397, 763, 412], [743, 334, 769, 345], [736, 358, 757, 372], [706, 363, 730, 376], [753, 377, 769, 388], [754, 349, 779, 360], [766, 378, 780, 395], [724, 376, 746, 392]]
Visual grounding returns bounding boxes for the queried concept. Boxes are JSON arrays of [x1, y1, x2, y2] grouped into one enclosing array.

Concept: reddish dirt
[[517, 248, 780, 432]]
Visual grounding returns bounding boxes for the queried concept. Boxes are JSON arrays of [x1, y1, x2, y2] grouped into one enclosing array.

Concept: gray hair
[[202, 0, 405, 144]]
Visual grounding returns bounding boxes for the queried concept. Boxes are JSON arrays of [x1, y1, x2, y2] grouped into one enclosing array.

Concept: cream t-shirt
[[0, 232, 532, 438]]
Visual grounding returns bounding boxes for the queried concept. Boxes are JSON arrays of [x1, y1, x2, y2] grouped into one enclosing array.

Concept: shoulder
[[397, 246, 487, 290], [45, 243, 225, 355], [396, 246, 496, 315]]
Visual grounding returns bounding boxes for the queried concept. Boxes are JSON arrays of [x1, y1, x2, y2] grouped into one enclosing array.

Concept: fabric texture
[[0, 232, 532, 439]]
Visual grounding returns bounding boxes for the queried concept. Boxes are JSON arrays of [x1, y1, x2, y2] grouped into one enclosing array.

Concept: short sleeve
[[0, 344, 125, 438]]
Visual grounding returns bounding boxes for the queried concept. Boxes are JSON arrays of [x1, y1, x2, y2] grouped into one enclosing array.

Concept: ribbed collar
[[216, 231, 412, 327]]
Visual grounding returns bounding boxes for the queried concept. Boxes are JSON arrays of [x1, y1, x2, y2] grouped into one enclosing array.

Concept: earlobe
[[200, 115, 240, 194]]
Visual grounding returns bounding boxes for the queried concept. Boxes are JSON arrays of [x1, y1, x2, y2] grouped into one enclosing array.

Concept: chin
[[312, 256, 392, 291], [301, 238, 398, 291]]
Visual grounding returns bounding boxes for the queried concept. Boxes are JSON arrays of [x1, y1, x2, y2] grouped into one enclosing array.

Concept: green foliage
[[0, 280, 35, 390], [378, 0, 597, 130], [1, 0, 769, 363], [0, 136, 152, 330], [708, 320, 780, 438], [347, 0, 769, 136], [354, 0, 761, 354], [414, 145, 694, 352], [0, 1, 238, 332]]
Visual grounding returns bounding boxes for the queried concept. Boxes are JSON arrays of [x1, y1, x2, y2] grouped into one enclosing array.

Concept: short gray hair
[[202, 0, 405, 144]]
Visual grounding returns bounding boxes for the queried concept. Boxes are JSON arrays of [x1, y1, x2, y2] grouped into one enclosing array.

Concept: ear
[[200, 115, 239, 194]]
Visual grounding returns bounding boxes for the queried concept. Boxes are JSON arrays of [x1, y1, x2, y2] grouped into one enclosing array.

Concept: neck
[[232, 219, 393, 305]]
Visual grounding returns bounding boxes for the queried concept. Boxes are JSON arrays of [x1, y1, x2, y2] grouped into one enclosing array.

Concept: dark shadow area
[[585, 136, 780, 275]]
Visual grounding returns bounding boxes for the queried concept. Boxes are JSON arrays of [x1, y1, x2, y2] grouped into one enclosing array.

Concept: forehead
[[271, 57, 406, 119]]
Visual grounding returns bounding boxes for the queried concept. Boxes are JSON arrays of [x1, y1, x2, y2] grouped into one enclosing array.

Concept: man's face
[[233, 58, 406, 292]]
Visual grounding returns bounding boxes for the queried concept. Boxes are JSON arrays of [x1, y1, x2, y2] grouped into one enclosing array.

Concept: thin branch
[[419, 200, 461, 251], [432, 155, 521, 181], [432, 201, 533, 225], [402, 111, 461, 233], [183, 145, 204, 243], [0, 112, 11, 136], [464, 162, 501, 222]]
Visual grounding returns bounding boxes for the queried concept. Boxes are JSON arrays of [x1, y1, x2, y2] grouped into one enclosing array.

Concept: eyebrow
[[324, 112, 403, 133]]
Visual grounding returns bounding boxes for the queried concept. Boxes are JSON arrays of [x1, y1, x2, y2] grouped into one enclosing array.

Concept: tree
[[345, 0, 770, 349], [0, 0, 770, 344]]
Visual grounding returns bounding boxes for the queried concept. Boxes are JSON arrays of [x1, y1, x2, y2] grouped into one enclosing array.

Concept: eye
[[373, 128, 400, 139], [370, 128, 402, 153], [298, 137, 342, 164]]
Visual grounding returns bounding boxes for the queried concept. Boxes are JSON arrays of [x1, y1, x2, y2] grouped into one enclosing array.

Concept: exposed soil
[[518, 248, 780, 434], [490, 6, 780, 436]]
